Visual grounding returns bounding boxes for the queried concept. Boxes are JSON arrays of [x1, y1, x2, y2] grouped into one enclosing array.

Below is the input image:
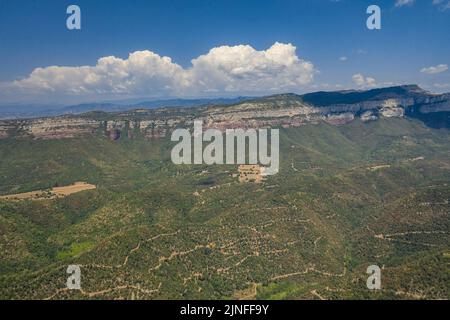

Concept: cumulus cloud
[[13, 52, 184, 96], [352, 73, 377, 88], [395, 0, 415, 7], [3, 42, 316, 100], [420, 64, 448, 74]]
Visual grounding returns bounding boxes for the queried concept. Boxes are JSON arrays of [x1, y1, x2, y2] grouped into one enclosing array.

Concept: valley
[[0, 85, 449, 300]]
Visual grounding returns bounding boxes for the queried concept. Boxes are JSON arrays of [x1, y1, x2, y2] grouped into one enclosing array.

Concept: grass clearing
[[0, 182, 96, 201]]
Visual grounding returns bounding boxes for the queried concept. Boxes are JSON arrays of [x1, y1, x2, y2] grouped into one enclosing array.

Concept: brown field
[[0, 182, 96, 201]]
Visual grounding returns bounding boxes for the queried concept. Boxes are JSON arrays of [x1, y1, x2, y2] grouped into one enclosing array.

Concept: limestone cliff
[[0, 85, 448, 140]]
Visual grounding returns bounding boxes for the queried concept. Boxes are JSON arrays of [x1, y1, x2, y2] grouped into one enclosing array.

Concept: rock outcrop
[[0, 85, 448, 141], [19, 118, 100, 139], [0, 122, 13, 139]]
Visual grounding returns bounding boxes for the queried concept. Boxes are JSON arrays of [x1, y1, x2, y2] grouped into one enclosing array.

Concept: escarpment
[[1, 85, 448, 141]]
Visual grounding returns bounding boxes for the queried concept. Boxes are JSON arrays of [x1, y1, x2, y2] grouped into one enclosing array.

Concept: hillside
[[0, 86, 449, 299]]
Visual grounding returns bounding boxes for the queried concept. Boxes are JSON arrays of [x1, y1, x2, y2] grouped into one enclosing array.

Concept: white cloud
[[12, 52, 184, 96], [395, 0, 415, 7], [352, 73, 377, 88], [432, 0, 450, 10], [3, 42, 316, 100], [420, 64, 448, 74], [433, 83, 450, 89], [356, 49, 367, 55], [339, 56, 348, 61]]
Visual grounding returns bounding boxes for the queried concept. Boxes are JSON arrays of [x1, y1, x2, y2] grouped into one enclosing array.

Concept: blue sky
[[0, 0, 449, 104]]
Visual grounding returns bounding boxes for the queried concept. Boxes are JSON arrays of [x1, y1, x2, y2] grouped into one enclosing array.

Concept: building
[[238, 165, 263, 183]]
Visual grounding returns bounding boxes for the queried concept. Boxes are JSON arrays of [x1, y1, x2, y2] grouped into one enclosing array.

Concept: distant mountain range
[[1, 84, 449, 142], [0, 97, 254, 119], [1, 85, 449, 125]]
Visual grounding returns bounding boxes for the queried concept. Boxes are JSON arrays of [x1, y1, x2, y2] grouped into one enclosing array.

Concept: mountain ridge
[[1, 85, 448, 141], [0, 85, 449, 299], [0, 97, 255, 120]]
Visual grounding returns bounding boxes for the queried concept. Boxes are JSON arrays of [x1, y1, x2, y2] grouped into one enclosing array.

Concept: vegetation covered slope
[[0, 118, 449, 299]]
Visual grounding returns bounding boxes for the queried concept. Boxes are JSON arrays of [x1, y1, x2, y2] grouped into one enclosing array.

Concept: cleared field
[[0, 182, 96, 200], [367, 164, 391, 171]]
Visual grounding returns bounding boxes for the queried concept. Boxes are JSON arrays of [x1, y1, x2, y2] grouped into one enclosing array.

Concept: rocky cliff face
[[0, 122, 13, 139], [18, 118, 100, 139], [0, 85, 448, 140]]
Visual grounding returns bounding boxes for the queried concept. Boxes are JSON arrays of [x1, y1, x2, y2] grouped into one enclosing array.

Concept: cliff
[[1, 85, 448, 141]]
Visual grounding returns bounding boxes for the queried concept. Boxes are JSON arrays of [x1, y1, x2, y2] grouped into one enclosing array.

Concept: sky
[[0, 0, 449, 105]]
